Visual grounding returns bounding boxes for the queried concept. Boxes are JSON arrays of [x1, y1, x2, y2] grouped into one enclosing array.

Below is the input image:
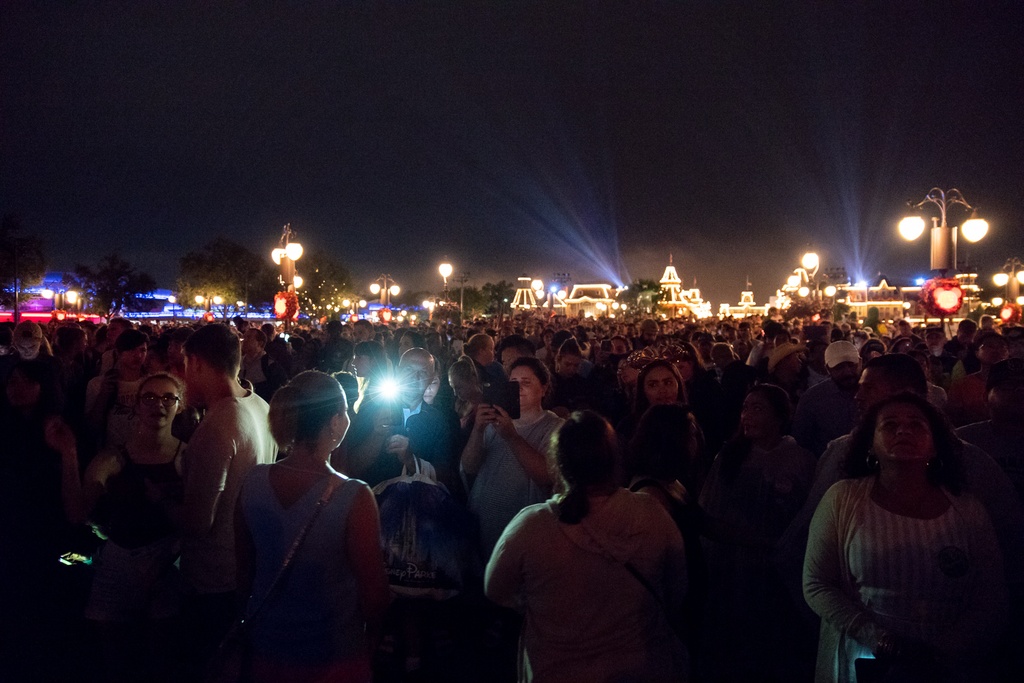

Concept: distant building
[[659, 255, 712, 319]]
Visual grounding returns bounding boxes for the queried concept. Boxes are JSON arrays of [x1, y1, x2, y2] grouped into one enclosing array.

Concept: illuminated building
[[659, 255, 712, 319]]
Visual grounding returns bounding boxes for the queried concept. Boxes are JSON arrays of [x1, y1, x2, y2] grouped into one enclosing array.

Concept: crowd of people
[[0, 308, 1022, 682]]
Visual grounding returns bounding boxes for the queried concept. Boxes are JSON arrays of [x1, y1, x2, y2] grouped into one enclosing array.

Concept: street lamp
[[993, 257, 1024, 302], [41, 287, 80, 315], [450, 272, 470, 313], [270, 223, 304, 292], [370, 274, 400, 307], [194, 294, 222, 316], [439, 260, 453, 300], [899, 188, 988, 274], [801, 252, 820, 274]]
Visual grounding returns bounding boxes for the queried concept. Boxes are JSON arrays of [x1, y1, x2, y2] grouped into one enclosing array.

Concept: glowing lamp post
[[422, 299, 436, 320], [801, 252, 820, 273], [270, 224, 304, 293], [270, 224, 303, 328], [439, 261, 453, 300], [900, 188, 988, 275], [370, 275, 400, 308], [194, 294, 222, 321], [993, 257, 1024, 302], [41, 288, 81, 318]]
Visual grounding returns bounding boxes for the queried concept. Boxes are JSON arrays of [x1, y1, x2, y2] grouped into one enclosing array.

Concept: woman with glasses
[[51, 371, 186, 682]]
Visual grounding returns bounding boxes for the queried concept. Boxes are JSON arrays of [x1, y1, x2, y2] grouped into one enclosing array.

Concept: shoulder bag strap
[[573, 518, 669, 612], [244, 474, 342, 625]]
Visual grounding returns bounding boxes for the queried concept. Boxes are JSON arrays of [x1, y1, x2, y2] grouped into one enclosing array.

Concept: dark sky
[[4, 1, 1024, 305]]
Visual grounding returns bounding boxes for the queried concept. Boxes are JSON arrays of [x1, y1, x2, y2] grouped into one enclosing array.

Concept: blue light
[[550, 285, 558, 293], [915, 277, 926, 286]]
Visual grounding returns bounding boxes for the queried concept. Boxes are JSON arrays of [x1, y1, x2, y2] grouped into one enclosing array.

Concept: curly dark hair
[[843, 392, 966, 494]]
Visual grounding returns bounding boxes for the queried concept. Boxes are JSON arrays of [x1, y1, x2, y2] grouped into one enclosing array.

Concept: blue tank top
[[240, 466, 367, 665]]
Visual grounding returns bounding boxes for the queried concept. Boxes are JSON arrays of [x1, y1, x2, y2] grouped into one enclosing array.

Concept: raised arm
[[47, 417, 116, 526], [459, 404, 490, 477], [490, 406, 552, 487]]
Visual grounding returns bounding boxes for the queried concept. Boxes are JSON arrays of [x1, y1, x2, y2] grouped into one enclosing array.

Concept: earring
[[865, 450, 879, 470]]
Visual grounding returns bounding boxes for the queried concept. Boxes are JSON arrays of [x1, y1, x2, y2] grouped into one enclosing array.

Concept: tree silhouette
[[618, 279, 663, 314], [74, 253, 156, 320], [481, 280, 516, 316], [177, 237, 277, 315], [0, 214, 46, 308], [297, 252, 354, 321]]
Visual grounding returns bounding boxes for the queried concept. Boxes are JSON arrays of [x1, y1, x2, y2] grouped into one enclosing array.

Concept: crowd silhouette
[[1, 311, 1022, 682]]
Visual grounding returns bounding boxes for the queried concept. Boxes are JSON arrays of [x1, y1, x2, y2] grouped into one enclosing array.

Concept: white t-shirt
[[84, 376, 142, 449]]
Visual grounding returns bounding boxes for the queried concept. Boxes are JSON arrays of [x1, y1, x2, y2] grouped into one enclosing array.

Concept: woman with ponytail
[[485, 410, 688, 682], [235, 371, 390, 682]]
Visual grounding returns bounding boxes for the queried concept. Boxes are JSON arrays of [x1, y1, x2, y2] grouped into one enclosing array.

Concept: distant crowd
[[1, 309, 1022, 682]]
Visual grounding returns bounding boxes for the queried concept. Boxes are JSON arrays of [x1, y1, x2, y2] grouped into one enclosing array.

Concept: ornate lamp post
[[899, 188, 988, 275], [439, 260, 453, 301], [370, 275, 400, 308], [270, 224, 303, 328], [270, 223, 304, 292], [993, 257, 1024, 304]]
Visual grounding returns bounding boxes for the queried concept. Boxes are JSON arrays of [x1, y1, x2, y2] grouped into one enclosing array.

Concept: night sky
[[3, 1, 1024, 305]]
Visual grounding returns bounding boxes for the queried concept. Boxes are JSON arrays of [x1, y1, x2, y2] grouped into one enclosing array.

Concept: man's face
[[14, 337, 41, 360], [242, 331, 263, 357], [500, 347, 528, 374], [118, 344, 148, 372], [556, 353, 582, 378], [925, 332, 945, 356], [474, 338, 495, 366], [398, 355, 433, 407], [828, 361, 861, 392]]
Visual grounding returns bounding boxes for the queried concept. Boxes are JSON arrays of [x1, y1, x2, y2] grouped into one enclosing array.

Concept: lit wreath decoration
[[919, 277, 964, 318], [274, 291, 300, 320], [998, 303, 1022, 325]]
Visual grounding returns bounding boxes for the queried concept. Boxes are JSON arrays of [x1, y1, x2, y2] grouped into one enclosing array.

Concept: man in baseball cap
[[792, 341, 861, 457], [12, 321, 46, 360]]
